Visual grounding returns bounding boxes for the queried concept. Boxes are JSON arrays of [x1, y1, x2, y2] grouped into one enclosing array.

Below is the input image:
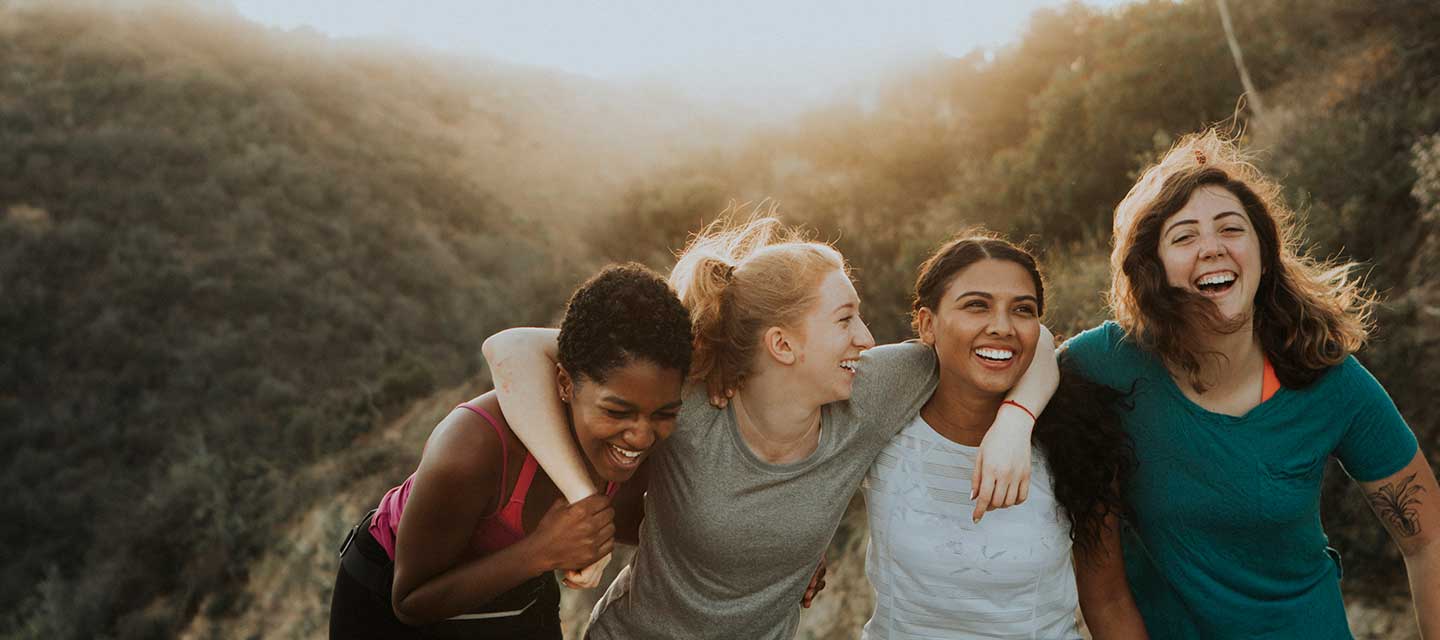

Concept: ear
[[916, 307, 936, 346], [762, 326, 798, 366], [556, 363, 574, 403]]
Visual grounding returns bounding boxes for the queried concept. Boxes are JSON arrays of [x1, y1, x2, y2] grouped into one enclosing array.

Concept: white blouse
[[861, 413, 1081, 640]]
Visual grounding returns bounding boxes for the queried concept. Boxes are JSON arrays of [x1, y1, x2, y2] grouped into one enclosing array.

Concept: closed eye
[[603, 408, 631, 419]]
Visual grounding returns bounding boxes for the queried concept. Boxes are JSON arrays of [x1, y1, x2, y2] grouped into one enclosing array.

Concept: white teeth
[[1196, 272, 1237, 286], [610, 444, 642, 459], [839, 359, 858, 372], [975, 348, 1014, 361]]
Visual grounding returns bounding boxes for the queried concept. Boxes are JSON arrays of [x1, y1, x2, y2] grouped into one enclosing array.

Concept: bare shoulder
[[419, 391, 509, 484]]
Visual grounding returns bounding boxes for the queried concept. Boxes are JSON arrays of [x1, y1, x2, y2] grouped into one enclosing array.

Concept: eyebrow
[[1164, 210, 1246, 236], [601, 396, 683, 411], [953, 291, 1040, 305]]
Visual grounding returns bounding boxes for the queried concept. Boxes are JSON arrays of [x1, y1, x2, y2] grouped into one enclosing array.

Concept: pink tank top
[[369, 402, 618, 560]]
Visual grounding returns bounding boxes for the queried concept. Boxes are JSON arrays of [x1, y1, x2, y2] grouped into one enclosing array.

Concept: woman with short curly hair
[[1064, 130, 1440, 638], [328, 264, 693, 639]]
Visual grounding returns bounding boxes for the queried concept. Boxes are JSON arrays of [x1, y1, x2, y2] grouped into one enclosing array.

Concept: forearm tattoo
[[1368, 473, 1425, 538]]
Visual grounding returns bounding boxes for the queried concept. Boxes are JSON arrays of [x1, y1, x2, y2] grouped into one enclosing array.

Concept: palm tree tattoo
[[1368, 473, 1425, 538]]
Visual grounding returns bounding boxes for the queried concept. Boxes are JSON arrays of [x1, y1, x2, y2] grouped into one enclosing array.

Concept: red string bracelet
[[1001, 399, 1037, 423]]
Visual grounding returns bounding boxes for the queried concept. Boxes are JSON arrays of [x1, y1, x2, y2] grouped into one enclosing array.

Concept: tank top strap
[[508, 453, 542, 507], [456, 402, 510, 516], [604, 481, 619, 497]]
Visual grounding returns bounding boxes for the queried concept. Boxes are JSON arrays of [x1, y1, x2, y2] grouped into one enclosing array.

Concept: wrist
[[996, 403, 1037, 431], [518, 536, 556, 574]]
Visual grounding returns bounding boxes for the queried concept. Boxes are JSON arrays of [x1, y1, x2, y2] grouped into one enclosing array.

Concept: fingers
[[572, 493, 613, 514], [570, 554, 610, 589], [1018, 476, 1030, 507], [972, 473, 996, 523], [970, 451, 983, 501], [1002, 477, 1020, 509]]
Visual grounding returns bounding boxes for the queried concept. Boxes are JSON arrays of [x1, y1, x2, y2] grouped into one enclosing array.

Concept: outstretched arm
[[482, 328, 596, 501], [1360, 449, 1440, 638], [972, 324, 1059, 521], [481, 327, 610, 587]]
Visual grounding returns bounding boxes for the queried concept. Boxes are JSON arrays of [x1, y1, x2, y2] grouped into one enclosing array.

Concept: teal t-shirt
[[1064, 321, 1417, 640]]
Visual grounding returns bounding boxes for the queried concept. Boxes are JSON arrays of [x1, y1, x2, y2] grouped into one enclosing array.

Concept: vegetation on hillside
[[2, 0, 1437, 637]]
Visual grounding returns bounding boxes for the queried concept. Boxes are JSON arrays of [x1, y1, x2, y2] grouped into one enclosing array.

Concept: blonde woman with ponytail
[[482, 214, 1056, 639]]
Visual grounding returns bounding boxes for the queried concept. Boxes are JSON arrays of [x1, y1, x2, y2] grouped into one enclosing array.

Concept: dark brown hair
[[1110, 130, 1373, 390], [911, 231, 1045, 333]]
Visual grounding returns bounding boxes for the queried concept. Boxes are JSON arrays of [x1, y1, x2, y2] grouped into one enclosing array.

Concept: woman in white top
[[861, 233, 1147, 639]]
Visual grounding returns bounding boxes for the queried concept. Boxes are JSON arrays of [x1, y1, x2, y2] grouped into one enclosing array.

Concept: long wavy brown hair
[[1109, 130, 1375, 391]]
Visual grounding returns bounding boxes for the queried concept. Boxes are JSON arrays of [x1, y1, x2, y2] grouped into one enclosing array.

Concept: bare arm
[[1075, 511, 1149, 639], [1360, 449, 1440, 639], [481, 327, 611, 587], [972, 325, 1060, 521], [482, 328, 596, 502], [389, 407, 613, 624]]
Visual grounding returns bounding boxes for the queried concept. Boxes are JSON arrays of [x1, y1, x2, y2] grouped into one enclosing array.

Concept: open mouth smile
[[839, 358, 859, 374], [973, 346, 1016, 369], [607, 443, 645, 468], [1194, 270, 1237, 296]]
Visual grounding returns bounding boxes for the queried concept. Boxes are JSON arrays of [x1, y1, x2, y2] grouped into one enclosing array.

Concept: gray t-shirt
[[587, 343, 939, 640]]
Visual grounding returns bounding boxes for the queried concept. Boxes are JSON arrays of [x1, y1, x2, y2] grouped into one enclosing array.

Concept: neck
[[733, 366, 825, 461], [1189, 317, 1263, 389], [921, 374, 1003, 447]]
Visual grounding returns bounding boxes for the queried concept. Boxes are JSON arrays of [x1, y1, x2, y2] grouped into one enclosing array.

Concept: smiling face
[[789, 268, 876, 404], [1157, 185, 1264, 322], [559, 358, 685, 483], [917, 259, 1041, 396]]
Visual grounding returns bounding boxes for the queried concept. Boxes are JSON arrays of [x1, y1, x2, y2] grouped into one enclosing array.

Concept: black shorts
[[328, 513, 562, 639]]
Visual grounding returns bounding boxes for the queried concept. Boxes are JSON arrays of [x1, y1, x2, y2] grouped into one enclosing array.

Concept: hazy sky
[[225, 0, 1132, 110]]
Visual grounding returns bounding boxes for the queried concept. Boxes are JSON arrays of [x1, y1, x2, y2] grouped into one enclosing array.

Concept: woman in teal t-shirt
[[1063, 130, 1440, 639]]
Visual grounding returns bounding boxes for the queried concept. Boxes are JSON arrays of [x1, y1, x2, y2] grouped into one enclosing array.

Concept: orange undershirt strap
[[1261, 356, 1282, 403]]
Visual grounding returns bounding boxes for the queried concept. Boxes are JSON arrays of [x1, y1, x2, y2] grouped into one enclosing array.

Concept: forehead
[[1167, 185, 1246, 224], [942, 259, 1036, 298], [813, 268, 858, 308], [582, 358, 683, 400]]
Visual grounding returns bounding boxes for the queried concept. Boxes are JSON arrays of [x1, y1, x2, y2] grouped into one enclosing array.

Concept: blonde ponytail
[[670, 206, 846, 393]]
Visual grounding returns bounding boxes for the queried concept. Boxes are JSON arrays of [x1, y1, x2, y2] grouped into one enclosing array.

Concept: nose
[[986, 308, 1015, 336], [1199, 231, 1226, 260], [854, 316, 877, 350], [622, 422, 658, 450]]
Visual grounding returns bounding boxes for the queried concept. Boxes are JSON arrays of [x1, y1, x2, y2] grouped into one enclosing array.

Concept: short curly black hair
[[558, 263, 693, 385]]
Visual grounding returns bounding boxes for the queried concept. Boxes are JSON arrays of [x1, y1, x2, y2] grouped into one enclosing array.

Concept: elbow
[[481, 329, 519, 364], [390, 583, 437, 627], [391, 594, 424, 627]]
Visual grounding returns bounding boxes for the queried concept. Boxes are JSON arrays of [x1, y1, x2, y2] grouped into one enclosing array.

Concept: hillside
[[0, 3, 729, 636], [3, 0, 1438, 638]]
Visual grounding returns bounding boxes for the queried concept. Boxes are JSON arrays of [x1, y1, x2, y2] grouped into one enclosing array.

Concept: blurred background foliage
[[1, 0, 1438, 637]]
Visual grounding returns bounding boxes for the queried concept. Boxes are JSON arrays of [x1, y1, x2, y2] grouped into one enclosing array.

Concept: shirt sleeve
[[1059, 322, 1129, 391], [849, 341, 939, 440], [1333, 357, 1419, 483]]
